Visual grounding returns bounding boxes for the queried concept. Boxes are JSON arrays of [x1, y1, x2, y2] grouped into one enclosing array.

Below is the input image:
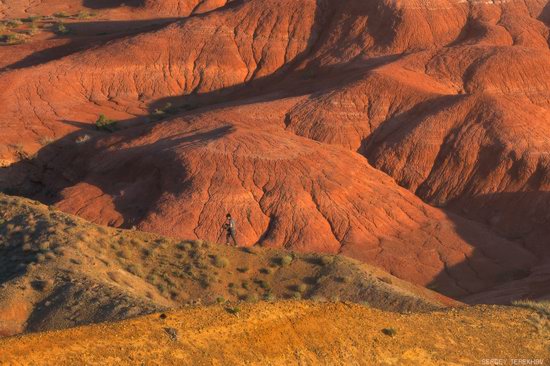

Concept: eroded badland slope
[[0, 0, 549, 310], [1, 0, 548, 304]]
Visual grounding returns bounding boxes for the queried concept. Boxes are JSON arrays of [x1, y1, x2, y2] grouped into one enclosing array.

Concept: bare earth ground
[[0, 302, 548, 365]]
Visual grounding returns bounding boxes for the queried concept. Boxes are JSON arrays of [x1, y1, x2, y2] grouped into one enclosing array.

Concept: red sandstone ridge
[[0, 0, 549, 302]]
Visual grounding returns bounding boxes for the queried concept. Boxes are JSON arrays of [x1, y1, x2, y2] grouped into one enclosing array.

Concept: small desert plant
[[95, 114, 117, 132], [21, 16, 41, 23], [4, 19, 23, 28], [75, 134, 91, 144], [38, 136, 54, 146], [77, 10, 97, 19], [225, 306, 241, 315], [296, 283, 307, 293], [1, 33, 25, 45], [245, 293, 259, 303], [38, 241, 51, 251], [216, 296, 226, 304], [213, 255, 229, 268], [291, 291, 302, 300], [382, 328, 397, 337], [337, 276, 352, 284], [319, 256, 334, 266], [255, 279, 271, 290], [53, 12, 70, 18], [150, 103, 178, 121], [311, 295, 327, 302], [237, 267, 249, 273], [45, 252, 56, 260], [276, 255, 293, 267], [23, 23, 40, 36], [260, 267, 274, 275], [54, 22, 70, 35]]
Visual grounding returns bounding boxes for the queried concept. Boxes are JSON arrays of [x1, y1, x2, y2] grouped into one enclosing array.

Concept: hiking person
[[222, 213, 238, 247]]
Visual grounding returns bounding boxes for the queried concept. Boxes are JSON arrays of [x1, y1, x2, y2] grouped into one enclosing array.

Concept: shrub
[[1, 33, 25, 45], [21, 16, 41, 23], [151, 103, 177, 121], [260, 267, 274, 275], [255, 279, 271, 290], [95, 114, 117, 131], [216, 296, 226, 304], [55, 22, 70, 35], [53, 12, 70, 18], [213, 256, 229, 268], [277, 255, 293, 267], [311, 295, 326, 302], [38, 136, 54, 146], [337, 276, 351, 284], [319, 256, 334, 266], [4, 19, 23, 28], [77, 10, 96, 19], [38, 241, 51, 251], [245, 293, 259, 303], [45, 252, 56, 260], [291, 291, 302, 300], [225, 306, 241, 315], [382, 328, 397, 337], [296, 283, 307, 293], [75, 134, 91, 144]]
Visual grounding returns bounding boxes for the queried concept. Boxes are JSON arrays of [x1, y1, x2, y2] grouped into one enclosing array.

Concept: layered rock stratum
[[0, 0, 549, 304]]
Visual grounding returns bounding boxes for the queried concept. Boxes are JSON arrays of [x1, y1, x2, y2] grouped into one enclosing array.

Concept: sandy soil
[[0, 301, 547, 365]]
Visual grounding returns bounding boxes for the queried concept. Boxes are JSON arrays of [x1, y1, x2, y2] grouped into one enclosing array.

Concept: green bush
[[95, 114, 117, 132]]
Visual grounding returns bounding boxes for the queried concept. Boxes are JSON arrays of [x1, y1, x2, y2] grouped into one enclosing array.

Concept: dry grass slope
[[0, 193, 453, 336], [0, 302, 547, 365]]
